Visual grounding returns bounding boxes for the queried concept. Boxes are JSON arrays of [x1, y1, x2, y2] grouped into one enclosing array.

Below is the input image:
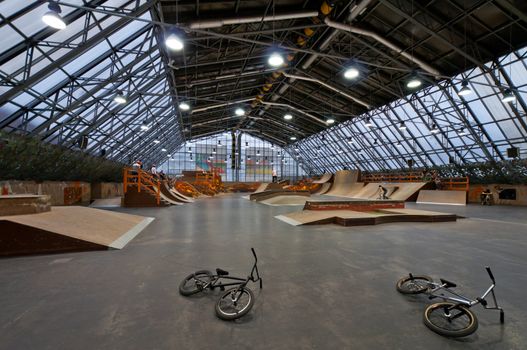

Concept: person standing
[[272, 168, 277, 183], [150, 164, 157, 176]]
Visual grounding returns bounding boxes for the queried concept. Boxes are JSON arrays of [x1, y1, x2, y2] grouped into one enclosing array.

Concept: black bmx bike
[[396, 267, 504, 337], [179, 248, 262, 320]]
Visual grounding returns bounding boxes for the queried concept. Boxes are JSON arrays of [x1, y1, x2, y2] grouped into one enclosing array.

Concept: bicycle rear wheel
[[423, 302, 478, 337], [179, 270, 213, 296], [396, 275, 432, 294], [215, 286, 254, 320]]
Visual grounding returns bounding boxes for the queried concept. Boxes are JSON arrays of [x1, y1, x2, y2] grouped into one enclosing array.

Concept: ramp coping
[[109, 217, 155, 249]]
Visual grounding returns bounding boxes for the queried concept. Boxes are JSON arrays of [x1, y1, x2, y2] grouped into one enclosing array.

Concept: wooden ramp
[[275, 208, 457, 226], [325, 170, 360, 196], [260, 195, 312, 206], [0, 206, 154, 257], [313, 173, 333, 184], [250, 190, 310, 202], [417, 190, 467, 205], [313, 182, 332, 195]]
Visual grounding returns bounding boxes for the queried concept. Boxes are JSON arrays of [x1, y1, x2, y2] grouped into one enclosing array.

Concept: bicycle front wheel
[[396, 275, 432, 294], [215, 286, 255, 320], [179, 270, 213, 296], [423, 302, 478, 337]]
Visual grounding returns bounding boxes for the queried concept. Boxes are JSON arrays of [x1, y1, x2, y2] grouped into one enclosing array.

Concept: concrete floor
[[1, 194, 526, 349]]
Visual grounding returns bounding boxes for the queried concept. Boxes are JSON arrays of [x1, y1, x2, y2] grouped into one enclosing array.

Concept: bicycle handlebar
[[251, 247, 257, 262], [486, 266, 495, 283]]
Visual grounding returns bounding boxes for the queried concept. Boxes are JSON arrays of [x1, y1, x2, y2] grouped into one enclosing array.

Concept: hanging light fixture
[[42, 1, 67, 30], [396, 142, 402, 147], [165, 34, 184, 51], [343, 67, 360, 80], [153, 140, 160, 144], [406, 74, 422, 88], [398, 121, 407, 130], [245, 141, 249, 148], [161, 148, 167, 152], [373, 139, 378, 145], [268, 53, 284, 67], [457, 80, 472, 96], [178, 101, 190, 111], [235, 107, 245, 116], [430, 123, 439, 134], [114, 90, 127, 104], [188, 146, 192, 152], [326, 118, 335, 125], [284, 113, 293, 120], [140, 120, 150, 131], [212, 148, 216, 154], [458, 128, 467, 136], [501, 89, 516, 103], [365, 118, 373, 127], [290, 136, 297, 141], [347, 137, 353, 144]]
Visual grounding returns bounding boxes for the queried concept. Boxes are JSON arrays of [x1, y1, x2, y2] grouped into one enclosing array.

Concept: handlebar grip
[[486, 266, 495, 283]]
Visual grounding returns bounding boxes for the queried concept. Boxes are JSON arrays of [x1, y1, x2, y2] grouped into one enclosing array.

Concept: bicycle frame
[[192, 248, 263, 294], [414, 267, 503, 317]]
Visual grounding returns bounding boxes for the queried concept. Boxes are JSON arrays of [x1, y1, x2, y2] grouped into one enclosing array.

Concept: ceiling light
[[167, 154, 171, 157], [290, 136, 297, 140], [430, 124, 439, 134], [284, 113, 293, 120], [114, 91, 127, 104], [501, 89, 516, 103], [458, 128, 467, 136], [457, 80, 472, 96], [212, 148, 216, 154], [406, 75, 422, 88], [396, 142, 402, 147], [179, 101, 190, 111], [153, 140, 160, 144], [165, 34, 184, 51], [268, 53, 284, 67], [42, 2, 67, 30], [188, 147, 192, 152], [140, 121, 150, 131], [161, 148, 167, 152], [235, 107, 245, 116], [326, 118, 335, 125], [365, 118, 373, 127], [347, 137, 353, 144], [399, 121, 407, 130], [343, 67, 359, 79]]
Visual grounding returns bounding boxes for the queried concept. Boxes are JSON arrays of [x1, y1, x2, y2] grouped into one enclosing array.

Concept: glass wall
[[158, 132, 306, 182], [294, 47, 527, 174]]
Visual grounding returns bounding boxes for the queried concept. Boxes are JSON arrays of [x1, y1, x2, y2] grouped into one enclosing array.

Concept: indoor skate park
[[1, 0, 527, 349]]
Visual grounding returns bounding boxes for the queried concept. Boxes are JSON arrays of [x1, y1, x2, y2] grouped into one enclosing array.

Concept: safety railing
[[439, 177, 470, 191], [123, 167, 161, 205], [361, 171, 425, 183]]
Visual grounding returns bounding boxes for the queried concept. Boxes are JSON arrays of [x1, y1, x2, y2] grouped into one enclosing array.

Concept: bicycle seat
[[440, 278, 457, 288], [216, 268, 229, 276]]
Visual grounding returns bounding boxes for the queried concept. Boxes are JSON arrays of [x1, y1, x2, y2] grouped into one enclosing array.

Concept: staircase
[[122, 168, 170, 207]]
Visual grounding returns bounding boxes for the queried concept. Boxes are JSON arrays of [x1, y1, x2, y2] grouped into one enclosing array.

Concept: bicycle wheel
[[179, 270, 213, 296], [423, 302, 478, 337], [396, 275, 433, 294], [215, 286, 255, 321]]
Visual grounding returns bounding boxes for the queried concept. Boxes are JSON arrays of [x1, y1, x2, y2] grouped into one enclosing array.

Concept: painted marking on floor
[[109, 217, 155, 249], [469, 217, 527, 227]]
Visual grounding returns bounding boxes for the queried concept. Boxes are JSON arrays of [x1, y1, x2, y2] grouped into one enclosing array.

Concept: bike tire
[[179, 270, 213, 296], [396, 275, 433, 294], [215, 286, 255, 321], [423, 302, 478, 337]]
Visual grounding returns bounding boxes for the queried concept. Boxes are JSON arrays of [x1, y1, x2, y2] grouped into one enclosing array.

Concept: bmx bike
[[179, 248, 262, 320], [396, 266, 504, 337]]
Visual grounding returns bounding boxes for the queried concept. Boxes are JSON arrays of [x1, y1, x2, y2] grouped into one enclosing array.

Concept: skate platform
[[276, 208, 457, 226], [249, 190, 310, 202], [0, 206, 154, 257], [303, 199, 404, 211], [417, 190, 467, 205], [0, 195, 51, 216]]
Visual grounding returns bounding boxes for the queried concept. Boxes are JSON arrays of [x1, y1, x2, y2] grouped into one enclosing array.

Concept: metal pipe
[[191, 98, 254, 113], [189, 11, 319, 29], [324, 17, 442, 78], [282, 72, 371, 108]]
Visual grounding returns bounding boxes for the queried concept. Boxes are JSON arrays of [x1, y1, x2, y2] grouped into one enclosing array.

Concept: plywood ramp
[[417, 190, 467, 205], [325, 170, 360, 196], [0, 206, 154, 257], [313, 182, 332, 195], [313, 173, 333, 184], [275, 208, 457, 226]]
